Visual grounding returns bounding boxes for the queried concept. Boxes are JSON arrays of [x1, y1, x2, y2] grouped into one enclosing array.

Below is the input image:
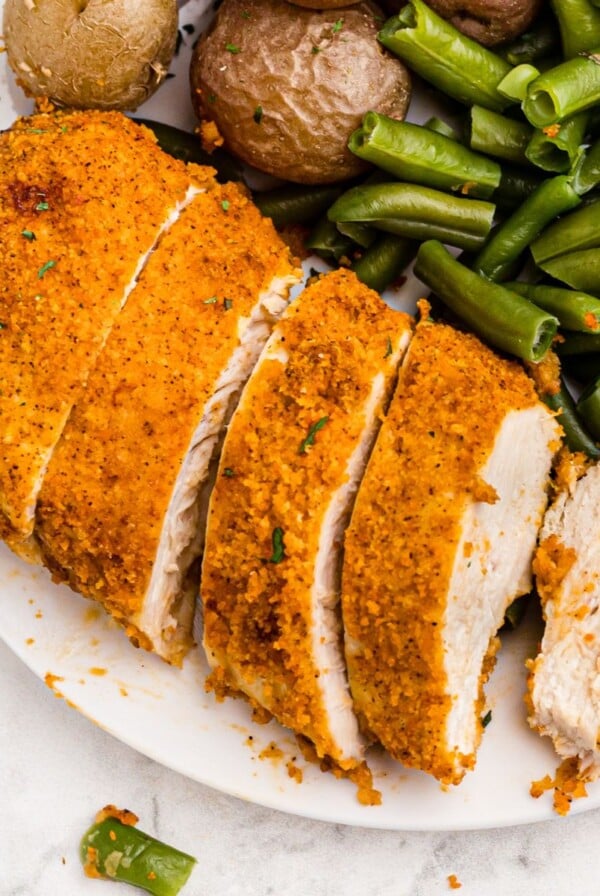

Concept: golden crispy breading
[[36, 182, 298, 662], [201, 268, 412, 766], [341, 317, 545, 783], [0, 109, 197, 550]]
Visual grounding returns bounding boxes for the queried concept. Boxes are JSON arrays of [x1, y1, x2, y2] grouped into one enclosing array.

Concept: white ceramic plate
[[0, 0, 595, 831]]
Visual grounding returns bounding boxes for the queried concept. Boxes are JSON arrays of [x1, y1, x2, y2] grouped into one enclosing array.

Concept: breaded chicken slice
[[0, 109, 202, 558], [35, 182, 300, 664], [201, 269, 413, 769], [341, 315, 561, 784], [529, 459, 600, 780]]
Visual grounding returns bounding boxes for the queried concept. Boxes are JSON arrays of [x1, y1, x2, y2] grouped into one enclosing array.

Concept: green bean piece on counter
[[541, 378, 600, 457], [550, 0, 600, 58], [525, 112, 589, 173], [252, 183, 345, 228], [378, 0, 512, 113], [413, 240, 558, 362], [577, 376, 600, 440], [327, 183, 495, 252], [523, 53, 600, 128], [305, 216, 357, 262], [502, 13, 560, 65], [469, 106, 533, 167], [531, 199, 600, 265], [473, 175, 581, 282], [351, 233, 418, 292], [505, 281, 600, 332], [133, 118, 243, 184], [540, 249, 600, 295], [348, 112, 501, 198], [80, 813, 197, 896], [498, 64, 541, 102]]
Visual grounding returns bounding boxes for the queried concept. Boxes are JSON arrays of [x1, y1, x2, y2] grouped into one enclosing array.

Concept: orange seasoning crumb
[[530, 758, 588, 815], [584, 311, 599, 331], [198, 119, 224, 153], [44, 672, 65, 697], [89, 667, 107, 676], [448, 874, 462, 889], [25, 637, 34, 645], [533, 535, 577, 607], [460, 181, 477, 195], [258, 741, 285, 763], [95, 805, 139, 826], [286, 760, 303, 783], [543, 123, 561, 138], [83, 846, 103, 880]]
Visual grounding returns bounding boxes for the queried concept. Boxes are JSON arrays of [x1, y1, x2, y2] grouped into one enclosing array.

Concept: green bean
[[473, 176, 581, 281], [252, 183, 345, 228], [494, 164, 544, 211], [414, 240, 558, 361], [531, 199, 600, 264], [80, 815, 196, 896], [501, 13, 560, 65], [550, 0, 600, 58], [378, 0, 512, 113], [562, 352, 600, 380], [525, 112, 589, 173], [576, 376, 600, 439], [351, 234, 419, 292], [327, 183, 495, 252], [523, 55, 600, 127], [498, 64, 541, 102], [424, 116, 461, 141], [133, 118, 243, 184], [572, 137, 600, 193], [305, 216, 357, 262], [556, 330, 600, 355], [540, 249, 600, 294], [336, 221, 377, 249], [469, 106, 533, 166], [506, 281, 600, 331], [503, 594, 530, 631], [541, 377, 600, 457], [348, 112, 501, 198]]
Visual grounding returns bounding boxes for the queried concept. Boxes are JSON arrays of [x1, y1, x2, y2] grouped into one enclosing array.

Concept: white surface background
[[3, 636, 600, 896]]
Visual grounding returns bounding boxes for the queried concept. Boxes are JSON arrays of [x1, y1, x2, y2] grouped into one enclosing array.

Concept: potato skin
[[190, 0, 411, 184], [422, 0, 544, 47], [3, 0, 178, 111], [287, 0, 362, 9]]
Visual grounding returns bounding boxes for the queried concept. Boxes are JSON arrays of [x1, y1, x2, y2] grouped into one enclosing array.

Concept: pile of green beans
[[140, 1, 600, 455]]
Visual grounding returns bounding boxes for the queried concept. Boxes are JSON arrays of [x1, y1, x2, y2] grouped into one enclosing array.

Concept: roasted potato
[[423, 0, 544, 47], [3, 0, 178, 111], [190, 0, 411, 184], [287, 0, 362, 9]]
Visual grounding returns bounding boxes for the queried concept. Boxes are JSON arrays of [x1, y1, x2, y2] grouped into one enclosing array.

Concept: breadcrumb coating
[[202, 268, 412, 767], [342, 316, 546, 783], [36, 181, 298, 662], [0, 109, 196, 550]]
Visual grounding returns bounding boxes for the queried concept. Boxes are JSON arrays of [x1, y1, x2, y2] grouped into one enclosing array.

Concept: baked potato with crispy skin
[[3, 0, 178, 111], [422, 0, 544, 47], [190, 0, 411, 184]]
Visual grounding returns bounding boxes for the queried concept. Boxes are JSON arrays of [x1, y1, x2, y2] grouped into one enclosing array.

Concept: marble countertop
[[3, 638, 600, 896]]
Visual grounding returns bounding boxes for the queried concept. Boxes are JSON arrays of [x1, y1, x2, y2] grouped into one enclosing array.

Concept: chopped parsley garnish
[[208, 93, 217, 103], [332, 19, 344, 32], [27, 128, 47, 134], [481, 710, 492, 728], [253, 105, 263, 124], [225, 43, 241, 53], [21, 229, 36, 241], [221, 199, 230, 211], [299, 416, 329, 454], [223, 467, 235, 477], [35, 201, 49, 211], [269, 527, 285, 564], [223, 298, 233, 310], [0, 322, 6, 330], [241, 9, 251, 18], [37, 259, 56, 279], [384, 336, 393, 358], [311, 46, 321, 54], [203, 296, 217, 304]]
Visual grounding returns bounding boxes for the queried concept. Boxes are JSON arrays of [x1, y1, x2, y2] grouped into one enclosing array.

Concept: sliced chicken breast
[[35, 182, 300, 664], [201, 269, 413, 768], [529, 461, 600, 778], [0, 110, 200, 558], [342, 315, 561, 784]]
